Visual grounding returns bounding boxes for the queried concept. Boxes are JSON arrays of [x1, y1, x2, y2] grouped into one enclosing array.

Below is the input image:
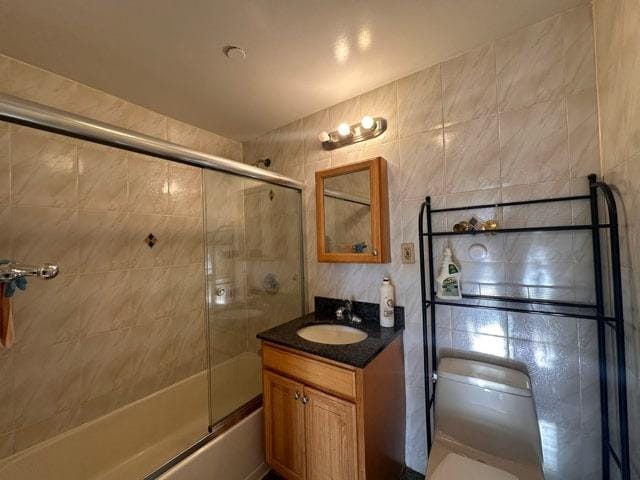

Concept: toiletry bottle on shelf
[[436, 248, 462, 299], [380, 277, 395, 327]]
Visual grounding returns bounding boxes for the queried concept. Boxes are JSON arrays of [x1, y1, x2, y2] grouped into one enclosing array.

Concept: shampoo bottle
[[380, 277, 395, 327], [436, 248, 462, 299]]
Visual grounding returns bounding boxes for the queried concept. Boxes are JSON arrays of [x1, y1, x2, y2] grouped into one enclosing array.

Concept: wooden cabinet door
[[304, 386, 358, 480], [263, 370, 306, 480]]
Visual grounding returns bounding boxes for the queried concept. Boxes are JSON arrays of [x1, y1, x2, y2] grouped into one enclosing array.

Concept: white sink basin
[[296, 324, 368, 345]]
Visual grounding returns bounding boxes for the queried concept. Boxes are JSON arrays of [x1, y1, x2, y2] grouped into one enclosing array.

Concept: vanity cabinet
[[261, 339, 405, 480]]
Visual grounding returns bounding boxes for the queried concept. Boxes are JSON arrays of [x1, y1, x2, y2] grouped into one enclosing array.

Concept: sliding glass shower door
[[203, 171, 304, 424]]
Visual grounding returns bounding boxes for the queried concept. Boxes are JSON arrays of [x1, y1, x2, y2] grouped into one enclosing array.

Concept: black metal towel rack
[[418, 174, 630, 480]]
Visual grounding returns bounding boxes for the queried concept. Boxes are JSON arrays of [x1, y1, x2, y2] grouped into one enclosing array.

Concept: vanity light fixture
[[337, 122, 352, 137], [360, 115, 375, 130], [319, 116, 387, 151]]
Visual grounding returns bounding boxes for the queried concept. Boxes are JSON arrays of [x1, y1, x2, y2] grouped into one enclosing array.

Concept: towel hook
[[0, 261, 59, 283]]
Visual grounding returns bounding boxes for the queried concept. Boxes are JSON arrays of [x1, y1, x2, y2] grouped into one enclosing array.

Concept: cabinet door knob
[[371, 249, 378, 256], [294, 391, 301, 400], [301, 395, 309, 404]]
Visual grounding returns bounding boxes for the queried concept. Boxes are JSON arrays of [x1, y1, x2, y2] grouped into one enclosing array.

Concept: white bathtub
[[0, 353, 265, 480], [158, 409, 268, 480]]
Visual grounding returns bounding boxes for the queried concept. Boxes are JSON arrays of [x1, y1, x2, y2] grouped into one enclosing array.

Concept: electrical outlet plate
[[401, 243, 415, 264]]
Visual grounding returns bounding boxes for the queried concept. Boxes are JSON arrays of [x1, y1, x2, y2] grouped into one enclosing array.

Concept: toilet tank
[[434, 357, 543, 466]]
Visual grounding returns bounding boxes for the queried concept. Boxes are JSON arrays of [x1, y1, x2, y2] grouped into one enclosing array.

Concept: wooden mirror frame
[[315, 157, 390, 263]]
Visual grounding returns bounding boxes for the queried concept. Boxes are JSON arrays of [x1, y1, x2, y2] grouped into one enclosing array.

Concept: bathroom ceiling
[[0, 0, 588, 141]]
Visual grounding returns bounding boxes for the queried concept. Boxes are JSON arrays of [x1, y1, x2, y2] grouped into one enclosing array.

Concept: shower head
[[255, 158, 271, 168]]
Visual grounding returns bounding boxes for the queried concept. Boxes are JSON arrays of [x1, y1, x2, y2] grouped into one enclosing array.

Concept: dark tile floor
[[263, 467, 424, 479]]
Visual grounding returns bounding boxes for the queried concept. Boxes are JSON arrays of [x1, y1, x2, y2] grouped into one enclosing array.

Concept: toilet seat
[[430, 453, 518, 480]]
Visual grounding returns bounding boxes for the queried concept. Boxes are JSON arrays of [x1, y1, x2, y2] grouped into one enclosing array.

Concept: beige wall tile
[[12, 206, 79, 274], [167, 118, 199, 150], [0, 350, 14, 435], [13, 341, 84, 429], [303, 109, 332, 164], [7, 59, 78, 111], [78, 271, 133, 336], [123, 103, 167, 140], [399, 129, 444, 200], [397, 64, 442, 138], [168, 164, 202, 216], [66, 83, 128, 126], [330, 97, 361, 128], [0, 122, 9, 205], [12, 274, 81, 355], [0, 432, 13, 460], [11, 127, 78, 208], [171, 264, 205, 316], [499, 99, 569, 186], [362, 139, 401, 197], [127, 153, 169, 214], [563, 5, 597, 95], [197, 128, 239, 160], [78, 143, 128, 211], [279, 120, 305, 163], [442, 44, 497, 126], [0, 55, 9, 93], [360, 82, 398, 144], [169, 215, 204, 265], [82, 329, 135, 401], [0, 204, 10, 260], [130, 267, 173, 324], [444, 114, 500, 193], [567, 89, 600, 178], [78, 211, 131, 272], [496, 15, 564, 112]]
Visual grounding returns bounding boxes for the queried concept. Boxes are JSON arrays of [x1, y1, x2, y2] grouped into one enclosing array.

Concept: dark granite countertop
[[256, 297, 404, 369]]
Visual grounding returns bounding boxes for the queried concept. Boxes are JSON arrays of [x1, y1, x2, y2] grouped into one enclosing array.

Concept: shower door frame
[[0, 93, 307, 480]]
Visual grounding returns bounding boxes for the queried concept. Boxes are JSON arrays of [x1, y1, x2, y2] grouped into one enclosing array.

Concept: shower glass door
[[203, 171, 304, 424]]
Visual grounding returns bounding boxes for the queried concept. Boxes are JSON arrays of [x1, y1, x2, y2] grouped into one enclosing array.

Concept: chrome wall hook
[[0, 261, 59, 283]]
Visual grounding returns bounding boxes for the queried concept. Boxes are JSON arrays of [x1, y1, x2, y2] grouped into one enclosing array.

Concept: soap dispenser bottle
[[380, 277, 395, 327], [436, 248, 462, 299]]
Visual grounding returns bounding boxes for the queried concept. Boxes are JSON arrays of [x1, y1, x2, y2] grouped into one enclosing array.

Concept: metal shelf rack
[[418, 174, 630, 480]]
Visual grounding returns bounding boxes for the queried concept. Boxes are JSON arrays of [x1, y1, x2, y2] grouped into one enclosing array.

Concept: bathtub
[[0, 353, 266, 480]]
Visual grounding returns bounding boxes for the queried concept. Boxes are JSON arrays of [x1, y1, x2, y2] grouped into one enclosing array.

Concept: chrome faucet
[[336, 299, 362, 324]]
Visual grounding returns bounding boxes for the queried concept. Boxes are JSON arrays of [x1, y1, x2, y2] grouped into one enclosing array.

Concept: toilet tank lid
[[437, 357, 532, 397]]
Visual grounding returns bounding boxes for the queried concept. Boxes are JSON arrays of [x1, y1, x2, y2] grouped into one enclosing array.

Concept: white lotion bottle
[[380, 277, 395, 327]]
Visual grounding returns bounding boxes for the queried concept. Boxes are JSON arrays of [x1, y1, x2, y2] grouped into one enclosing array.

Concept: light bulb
[[318, 131, 331, 142], [360, 115, 375, 130], [337, 122, 351, 137]]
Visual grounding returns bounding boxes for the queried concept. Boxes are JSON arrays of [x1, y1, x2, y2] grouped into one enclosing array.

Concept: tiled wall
[[593, 1, 640, 478], [244, 6, 601, 479], [203, 171, 304, 372], [0, 54, 242, 459]]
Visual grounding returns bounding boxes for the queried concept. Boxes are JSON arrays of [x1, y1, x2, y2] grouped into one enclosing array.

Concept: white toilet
[[426, 357, 545, 480]]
